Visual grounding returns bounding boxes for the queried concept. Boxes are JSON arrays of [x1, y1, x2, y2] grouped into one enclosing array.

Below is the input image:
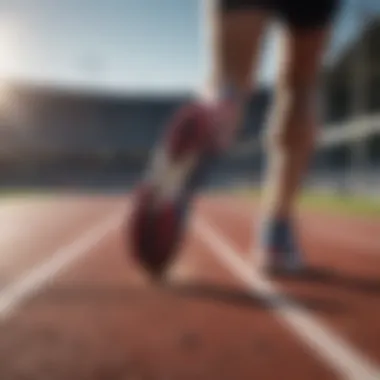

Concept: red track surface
[[0, 194, 379, 379]]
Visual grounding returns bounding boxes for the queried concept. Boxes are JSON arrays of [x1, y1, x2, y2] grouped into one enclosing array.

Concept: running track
[[0, 194, 379, 379]]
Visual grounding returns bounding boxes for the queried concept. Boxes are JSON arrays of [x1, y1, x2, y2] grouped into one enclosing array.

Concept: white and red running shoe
[[128, 101, 223, 279]]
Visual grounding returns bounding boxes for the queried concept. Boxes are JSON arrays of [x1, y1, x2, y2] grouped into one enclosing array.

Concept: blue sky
[[0, 0, 379, 94]]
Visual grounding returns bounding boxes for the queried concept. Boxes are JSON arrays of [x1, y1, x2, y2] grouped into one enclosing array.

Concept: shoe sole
[[129, 103, 216, 278]]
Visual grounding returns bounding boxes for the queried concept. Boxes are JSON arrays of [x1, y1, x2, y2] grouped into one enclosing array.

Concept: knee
[[266, 82, 318, 151], [278, 80, 318, 116]]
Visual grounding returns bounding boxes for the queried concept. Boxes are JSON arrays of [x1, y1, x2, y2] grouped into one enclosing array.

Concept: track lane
[[0, 195, 124, 285], [0, 195, 336, 379], [201, 196, 380, 366]]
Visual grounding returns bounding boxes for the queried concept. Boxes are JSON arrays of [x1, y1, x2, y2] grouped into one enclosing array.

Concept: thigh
[[274, 0, 341, 95], [215, 0, 272, 93], [265, 0, 340, 140]]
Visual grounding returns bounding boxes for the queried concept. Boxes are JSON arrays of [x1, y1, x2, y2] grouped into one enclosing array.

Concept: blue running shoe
[[256, 218, 304, 274]]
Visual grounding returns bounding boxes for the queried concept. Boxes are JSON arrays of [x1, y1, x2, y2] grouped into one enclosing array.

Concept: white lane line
[[0, 210, 123, 319], [195, 216, 380, 380]]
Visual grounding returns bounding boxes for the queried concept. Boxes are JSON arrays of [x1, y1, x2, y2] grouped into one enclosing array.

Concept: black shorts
[[220, 0, 340, 29]]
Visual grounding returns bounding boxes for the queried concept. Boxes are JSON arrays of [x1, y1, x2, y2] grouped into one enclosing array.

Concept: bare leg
[[203, 4, 269, 145], [256, 24, 334, 273], [261, 26, 332, 220]]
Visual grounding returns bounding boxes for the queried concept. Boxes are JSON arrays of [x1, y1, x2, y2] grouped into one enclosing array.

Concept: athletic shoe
[[128, 102, 220, 279], [255, 218, 304, 275]]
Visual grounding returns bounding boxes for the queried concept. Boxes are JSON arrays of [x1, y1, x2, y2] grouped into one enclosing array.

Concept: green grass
[[0, 188, 36, 198], [0, 187, 71, 201], [2, 185, 379, 218], [0, 187, 54, 195], [298, 192, 380, 217], [0, 190, 50, 204], [235, 188, 380, 218]]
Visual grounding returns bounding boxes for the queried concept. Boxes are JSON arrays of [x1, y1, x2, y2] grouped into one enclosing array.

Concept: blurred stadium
[[0, 11, 379, 197]]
